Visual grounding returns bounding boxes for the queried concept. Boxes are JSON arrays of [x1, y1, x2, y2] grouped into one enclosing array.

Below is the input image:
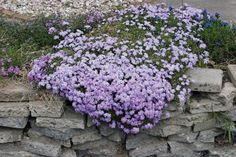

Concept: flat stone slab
[[21, 136, 61, 157], [0, 102, 29, 117], [0, 117, 28, 128], [28, 128, 71, 148], [29, 101, 64, 118], [209, 146, 236, 157], [144, 122, 190, 137], [188, 68, 223, 93], [0, 82, 33, 102], [193, 119, 216, 132], [227, 64, 236, 87], [60, 148, 77, 157], [189, 82, 236, 113], [129, 138, 167, 157], [36, 106, 85, 129], [72, 127, 102, 145], [0, 128, 22, 143], [73, 139, 119, 157], [0, 143, 43, 157]]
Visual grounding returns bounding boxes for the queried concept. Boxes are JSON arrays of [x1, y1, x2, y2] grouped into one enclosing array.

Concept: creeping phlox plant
[[28, 4, 209, 134], [0, 48, 20, 77]]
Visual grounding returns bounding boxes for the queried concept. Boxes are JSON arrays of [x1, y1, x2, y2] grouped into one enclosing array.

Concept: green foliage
[[212, 112, 235, 143], [200, 17, 236, 64], [0, 17, 55, 72]]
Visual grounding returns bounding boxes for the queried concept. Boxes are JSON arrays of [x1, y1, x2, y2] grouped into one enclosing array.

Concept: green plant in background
[[212, 112, 235, 143], [0, 16, 56, 78], [200, 11, 236, 64]]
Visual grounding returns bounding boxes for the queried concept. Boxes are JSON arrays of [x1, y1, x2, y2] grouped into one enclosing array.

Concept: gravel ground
[[0, 0, 144, 17]]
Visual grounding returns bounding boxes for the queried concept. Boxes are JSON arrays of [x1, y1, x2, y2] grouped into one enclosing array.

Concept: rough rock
[[164, 113, 212, 127], [72, 127, 102, 145], [0, 102, 30, 117], [0, 117, 28, 128], [0, 82, 33, 102], [227, 64, 236, 87], [36, 106, 85, 129], [60, 148, 77, 157], [189, 82, 236, 114], [227, 107, 236, 121], [145, 122, 190, 137], [29, 101, 65, 118], [168, 131, 198, 143], [28, 129, 71, 147], [197, 129, 223, 143], [0, 128, 22, 143], [0, 143, 43, 156], [126, 133, 160, 150], [21, 136, 61, 157], [99, 124, 115, 136], [193, 119, 216, 132], [209, 146, 236, 157], [188, 68, 223, 93], [129, 139, 167, 157], [168, 141, 200, 157], [87, 116, 95, 127], [29, 126, 77, 141], [73, 139, 119, 157], [108, 130, 124, 142]]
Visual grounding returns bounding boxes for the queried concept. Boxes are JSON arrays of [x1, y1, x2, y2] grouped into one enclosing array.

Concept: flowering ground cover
[[1, 3, 236, 133]]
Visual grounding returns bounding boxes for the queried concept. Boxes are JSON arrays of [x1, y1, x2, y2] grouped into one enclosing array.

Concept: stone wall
[[0, 65, 236, 157]]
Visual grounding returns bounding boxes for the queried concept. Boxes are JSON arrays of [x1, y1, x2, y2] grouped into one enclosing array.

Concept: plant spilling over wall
[[28, 4, 211, 134]]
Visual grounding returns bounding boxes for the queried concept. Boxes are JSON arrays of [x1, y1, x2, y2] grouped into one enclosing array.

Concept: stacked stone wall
[[0, 66, 236, 157]]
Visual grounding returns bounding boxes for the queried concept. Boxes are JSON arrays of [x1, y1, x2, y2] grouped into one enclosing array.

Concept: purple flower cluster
[[0, 58, 20, 77], [29, 4, 209, 133]]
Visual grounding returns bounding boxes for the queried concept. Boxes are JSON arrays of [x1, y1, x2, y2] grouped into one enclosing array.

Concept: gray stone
[[72, 127, 102, 145], [0, 102, 30, 117], [197, 129, 223, 143], [0, 143, 43, 156], [21, 136, 61, 157], [190, 141, 214, 152], [227, 64, 236, 87], [0, 128, 22, 143], [188, 68, 223, 93], [0, 82, 33, 102], [145, 122, 190, 137], [193, 119, 216, 132], [168, 141, 199, 157], [0, 117, 28, 128], [108, 130, 124, 142], [36, 106, 85, 129], [73, 139, 119, 157], [189, 98, 232, 114], [189, 82, 236, 114], [227, 107, 236, 121], [87, 116, 95, 127], [99, 124, 115, 136], [28, 129, 71, 147], [164, 113, 211, 127], [168, 131, 198, 143], [0, 150, 42, 157], [129, 139, 167, 157], [126, 133, 160, 150], [161, 104, 184, 120], [209, 146, 236, 157], [60, 148, 77, 157], [29, 101, 65, 118], [29, 126, 77, 141], [29, 120, 77, 140]]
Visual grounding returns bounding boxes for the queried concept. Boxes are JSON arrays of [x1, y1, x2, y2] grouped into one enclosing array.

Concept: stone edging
[[0, 66, 236, 157]]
